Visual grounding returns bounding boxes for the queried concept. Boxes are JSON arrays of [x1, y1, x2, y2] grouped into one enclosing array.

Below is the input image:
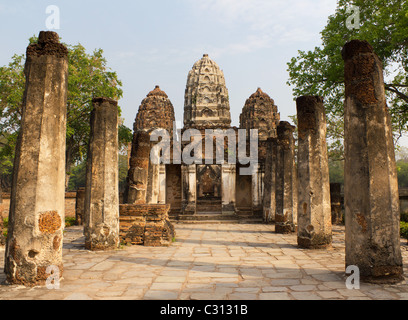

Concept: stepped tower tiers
[[184, 54, 232, 129], [135, 85, 176, 135], [240, 88, 280, 141]]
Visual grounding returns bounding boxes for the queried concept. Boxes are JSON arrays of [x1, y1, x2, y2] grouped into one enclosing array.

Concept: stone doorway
[[235, 171, 252, 215], [166, 164, 182, 215], [196, 165, 222, 213]]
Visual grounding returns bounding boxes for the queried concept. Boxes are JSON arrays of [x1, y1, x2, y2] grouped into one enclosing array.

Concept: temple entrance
[[235, 169, 253, 215], [166, 164, 182, 215], [196, 165, 222, 213]]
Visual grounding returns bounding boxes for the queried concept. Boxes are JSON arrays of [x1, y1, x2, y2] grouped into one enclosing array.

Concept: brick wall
[[1, 193, 77, 219], [120, 204, 175, 247]]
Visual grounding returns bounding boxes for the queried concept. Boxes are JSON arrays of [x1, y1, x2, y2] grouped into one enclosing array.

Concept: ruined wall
[[119, 204, 175, 246]]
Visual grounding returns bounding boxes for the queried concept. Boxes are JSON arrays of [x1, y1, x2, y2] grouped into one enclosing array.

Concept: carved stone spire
[[184, 54, 231, 129]]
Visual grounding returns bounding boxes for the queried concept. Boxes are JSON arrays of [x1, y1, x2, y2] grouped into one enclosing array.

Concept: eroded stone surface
[[4, 31, 68, 286], [296, 96, 332, 249], [275, 122, 297, 234], [343, 40, 403, 284], [84, 98, 120, 251]]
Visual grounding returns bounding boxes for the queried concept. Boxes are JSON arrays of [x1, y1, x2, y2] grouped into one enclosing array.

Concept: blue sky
[[0, 0, 338, 130]]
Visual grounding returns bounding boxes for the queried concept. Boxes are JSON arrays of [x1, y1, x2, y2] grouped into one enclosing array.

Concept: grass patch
[[401, 222, 408, 239], [65, 217, 76, 228]]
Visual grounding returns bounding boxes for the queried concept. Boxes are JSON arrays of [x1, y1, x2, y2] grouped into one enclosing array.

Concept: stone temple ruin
[[0, 32, 405, 286]]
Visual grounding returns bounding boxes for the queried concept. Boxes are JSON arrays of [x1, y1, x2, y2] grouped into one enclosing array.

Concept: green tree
[[397, 161, 408, 188], [67, 153, 130, 192], [287, 0, 408, 161], [0, 37, 132, 189]]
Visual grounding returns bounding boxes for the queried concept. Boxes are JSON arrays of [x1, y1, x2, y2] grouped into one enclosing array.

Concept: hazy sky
[[0, 0, 339, 130]]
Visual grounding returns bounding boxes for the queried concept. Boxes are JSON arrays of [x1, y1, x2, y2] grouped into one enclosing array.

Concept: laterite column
[[296, 96, 332, 249], [343, 40, 403, 283], [275, 122, 297, 233], [84, 98, 119, 251], [4, 31, 68, 285]]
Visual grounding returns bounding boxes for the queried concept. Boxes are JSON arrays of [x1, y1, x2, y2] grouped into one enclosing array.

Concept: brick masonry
[[1, 193, 77, 219], [119, 204, 175, 247]]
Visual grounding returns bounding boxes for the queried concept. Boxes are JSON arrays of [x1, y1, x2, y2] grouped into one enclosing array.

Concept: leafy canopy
[[287, 0, 408, 160], [0, 36, 132, 189]]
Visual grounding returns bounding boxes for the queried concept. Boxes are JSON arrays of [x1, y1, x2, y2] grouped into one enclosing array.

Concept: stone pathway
[[0, 223, 407, 300]]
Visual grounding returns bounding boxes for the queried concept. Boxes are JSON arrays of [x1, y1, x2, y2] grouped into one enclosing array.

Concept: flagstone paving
[[0, 223, 407, 300]]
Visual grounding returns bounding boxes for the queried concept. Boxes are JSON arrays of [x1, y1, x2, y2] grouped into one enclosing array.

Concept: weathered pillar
[[125, 131, 151, 204], [222, 164, 236, 215], [75, 188, 85, 226], [330, 183, 342, 225], [147, 144, 160, 204], [0, 185, 4, 246], [84, 97, 119, 251], [275, 122, 297, 233], [263, 138, 277, 223], [251, 164, 261, 214], [181, 165, 197, 214], [158, 164, 167, 204], [343, 40, 403, 283], [296, 96, 332, 249], [4, 31, 68, 285]]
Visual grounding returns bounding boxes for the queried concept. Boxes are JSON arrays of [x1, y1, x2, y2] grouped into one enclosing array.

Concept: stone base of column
[[6, 238, 64, 286], [331, 204, 342, 225], [222, 203, 236, 215], [252, 206, 263, 217], [263, 208, 275, 224], [276, 224, 296, 234], [182, 202, 196, 215], [356, 266, 404, 285], [298, 234, 332, 249], [84, 224, 120, 251]]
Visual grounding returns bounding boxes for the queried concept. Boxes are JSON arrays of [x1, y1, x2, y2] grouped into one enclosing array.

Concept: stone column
[[296, 96, 332, 248], [158, 164, 167, 204], [0, 184, 3, 246], [251, 164, 261, 213], [75, 188, 85, 226], [330, 183, 342, 225], [181, 165, 197, 215], [222, 164, 236, 215], [125, 131, 151, 204], [275, 122, 297, 233], [147, 145, 160, 204], [342, 40, 403, 283], [263, 138, 277, 223], [84, 98, 119, 251], [4, 31, 68, 286]]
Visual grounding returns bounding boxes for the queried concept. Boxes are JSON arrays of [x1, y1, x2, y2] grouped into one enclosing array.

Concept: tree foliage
[[287, 0, 408, 161], [0, 37, 132, 189]]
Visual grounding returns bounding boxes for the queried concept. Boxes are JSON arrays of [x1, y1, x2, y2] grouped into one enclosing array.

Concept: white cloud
[[187, 0, 337, 48]]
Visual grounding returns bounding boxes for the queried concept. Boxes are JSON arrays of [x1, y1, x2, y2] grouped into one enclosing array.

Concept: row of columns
[[263, 40, 403, 283], [4, 32, 121, 286], [3, 32, 403, 286]]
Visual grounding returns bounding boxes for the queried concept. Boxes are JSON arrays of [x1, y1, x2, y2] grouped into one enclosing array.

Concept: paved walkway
[[0, 223, 407, 300]]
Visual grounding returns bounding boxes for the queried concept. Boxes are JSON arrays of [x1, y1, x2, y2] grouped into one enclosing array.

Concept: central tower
[[184, 54, 231, 129]]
